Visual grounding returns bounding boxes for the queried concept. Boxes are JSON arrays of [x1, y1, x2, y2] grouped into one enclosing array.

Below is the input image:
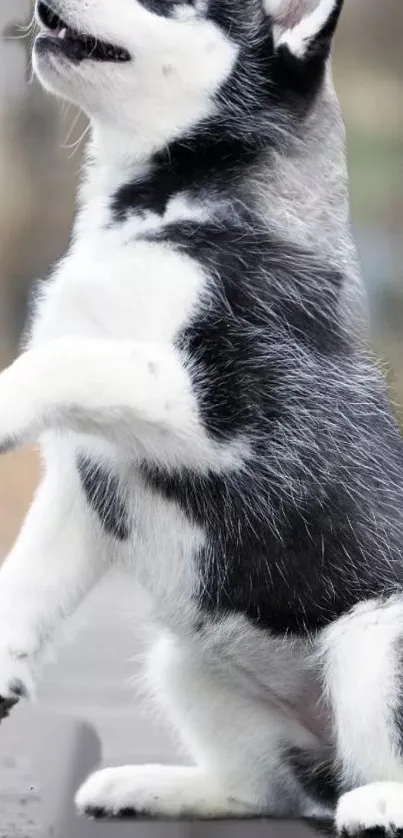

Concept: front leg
[[0, 338, 205, 465], [0, 441, 108, 712]]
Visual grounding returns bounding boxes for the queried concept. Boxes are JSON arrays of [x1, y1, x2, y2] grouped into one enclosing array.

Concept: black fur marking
[[286, 746, 340, 808], [137, 0, 194, 18], [108, 0, 403, 638], [111, 0, 334, 223], [77, 455, 130, 541], [140, 216, 403, 634], [142, 457, 403, 635], [273, 0, 345, 91], [306, 0, 345, 60], [209, 0, 340, 104], [111, 139, 258, 221], [151, 220, 347, 442]]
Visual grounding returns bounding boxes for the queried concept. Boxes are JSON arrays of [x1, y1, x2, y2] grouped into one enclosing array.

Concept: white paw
[[76, 765, 254, 819], [336, 783, 403, 835], [0, 356, 39, 452], [0, 651, 35, 720]]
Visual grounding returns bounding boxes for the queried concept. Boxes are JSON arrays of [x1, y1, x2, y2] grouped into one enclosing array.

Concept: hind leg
[[318, 597, 403, 834], [76, 626, 319, 819]]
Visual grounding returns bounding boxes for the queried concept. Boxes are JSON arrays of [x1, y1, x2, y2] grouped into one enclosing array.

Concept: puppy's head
[[33, 0, 343, 152]]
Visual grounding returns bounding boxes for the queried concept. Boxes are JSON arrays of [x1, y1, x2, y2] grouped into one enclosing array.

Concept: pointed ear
[[264, 0, 344, 60]]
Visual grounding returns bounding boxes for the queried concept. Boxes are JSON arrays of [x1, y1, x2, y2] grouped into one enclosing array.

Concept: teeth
[[49, 25, 130, 62]]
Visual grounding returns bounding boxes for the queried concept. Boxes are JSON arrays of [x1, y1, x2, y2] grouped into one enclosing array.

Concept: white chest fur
[[31, 232, 203, 349], [30, 180, 207, 350], [22, 185, 212, 626]]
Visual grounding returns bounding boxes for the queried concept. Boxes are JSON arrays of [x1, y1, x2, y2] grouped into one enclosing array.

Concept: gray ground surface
[[0, 572, 179, 837]]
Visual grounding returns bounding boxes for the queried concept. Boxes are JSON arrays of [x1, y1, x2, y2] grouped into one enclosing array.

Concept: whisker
[[62, 108, 83, 148], [66, 122, 91, 158]]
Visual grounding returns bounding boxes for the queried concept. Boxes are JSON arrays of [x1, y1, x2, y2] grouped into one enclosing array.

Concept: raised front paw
[[0, 651, 34, 722], [0, 354, 40, 454]]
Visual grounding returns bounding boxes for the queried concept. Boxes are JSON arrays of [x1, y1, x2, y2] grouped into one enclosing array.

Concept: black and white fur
[[0, 0, 403, 829]]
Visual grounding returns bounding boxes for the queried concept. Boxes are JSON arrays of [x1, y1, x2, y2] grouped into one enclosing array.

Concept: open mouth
[[35, 1, 131, 64]]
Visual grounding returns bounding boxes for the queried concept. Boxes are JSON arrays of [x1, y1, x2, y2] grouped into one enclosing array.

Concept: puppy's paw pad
[[83, 806, 109, 820], [86, 806, 138, 820]]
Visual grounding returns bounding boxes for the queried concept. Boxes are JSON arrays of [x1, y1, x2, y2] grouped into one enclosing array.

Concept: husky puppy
[[0, 0, 402, 829]]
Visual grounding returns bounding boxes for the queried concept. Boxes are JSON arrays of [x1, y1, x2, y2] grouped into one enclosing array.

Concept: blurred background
[[0, 0, 402, 555]]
